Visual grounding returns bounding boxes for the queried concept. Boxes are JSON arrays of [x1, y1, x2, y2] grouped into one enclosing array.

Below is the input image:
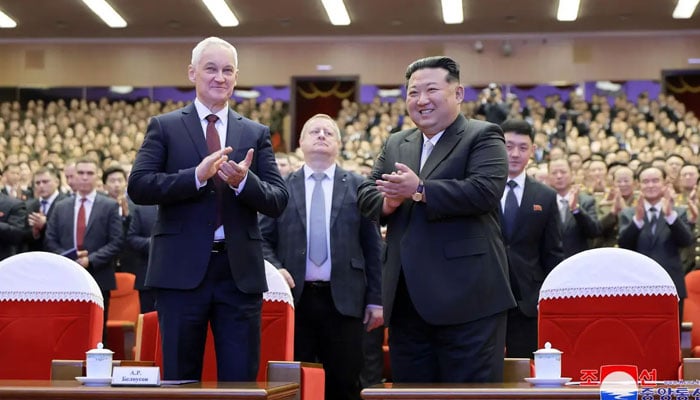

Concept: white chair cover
[[263, 260, 294, 308], [539, 247, 677, 300], [0, 251, 103, 307]]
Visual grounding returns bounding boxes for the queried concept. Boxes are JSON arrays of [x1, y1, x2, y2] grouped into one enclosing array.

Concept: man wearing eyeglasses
[[260, 114, 383, 400]]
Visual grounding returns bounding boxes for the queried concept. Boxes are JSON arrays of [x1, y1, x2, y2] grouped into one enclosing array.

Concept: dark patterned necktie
[[502, 180, 518, 238]]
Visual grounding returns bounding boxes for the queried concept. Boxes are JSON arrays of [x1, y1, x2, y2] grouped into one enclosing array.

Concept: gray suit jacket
[[358, 114, 516, 326], [260, 166, 382, 318], [44, 194, 123, 291], [618, 206, 694, 298]]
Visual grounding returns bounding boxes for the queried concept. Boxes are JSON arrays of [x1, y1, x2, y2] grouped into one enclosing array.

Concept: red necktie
[[205, 114, 224, 227], [76, 197, 87, 250]]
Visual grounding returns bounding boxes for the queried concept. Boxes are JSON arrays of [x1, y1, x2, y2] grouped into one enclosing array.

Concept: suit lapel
[[225, 109, 244, 155], [420, 115, 466, 178], [181, 103, 209, 160], [330, 167, 348, 229], [84, 196, 100, 237], [514, 178, 536, 237], [289, 170, 307, 231], [399, 130, 422, 175]]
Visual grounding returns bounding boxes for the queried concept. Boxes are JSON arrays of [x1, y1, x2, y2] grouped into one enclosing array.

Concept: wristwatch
[[412, 180, 425, 202]]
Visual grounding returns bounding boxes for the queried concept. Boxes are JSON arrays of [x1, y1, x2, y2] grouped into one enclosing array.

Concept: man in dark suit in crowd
[[618, 164, 694, 319], [0, 192, 29, 261], [127, 37, 288, 382], [125, 203, 158, 313], [1, 163, 32, 201], [499, 119, 563, 358], [102, 165, 137, 274], [26, 167, 68, 251], [45, 157, 123, 341], [548, 158, 602, 257], [358, 56, 516, 383], [261, 114, 382, 400]]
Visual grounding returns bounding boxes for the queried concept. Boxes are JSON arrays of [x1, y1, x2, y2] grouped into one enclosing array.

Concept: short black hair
[[33, 166, 61, 183], [500, 119, 534, 141], [102, 165, 127, 185], [405, 56, 460, 84], [635, 162, 666, 181]]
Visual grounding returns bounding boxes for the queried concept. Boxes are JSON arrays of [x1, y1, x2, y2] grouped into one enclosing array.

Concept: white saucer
[[75, 376, 112, 386], [524, 377, 572, 387]]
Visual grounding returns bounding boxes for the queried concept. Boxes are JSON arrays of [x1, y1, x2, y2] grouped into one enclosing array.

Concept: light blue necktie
[[309, 173, 328, 266]]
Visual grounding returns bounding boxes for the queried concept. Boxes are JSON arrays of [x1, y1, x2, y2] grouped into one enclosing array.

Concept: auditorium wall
[[0, 33, 698, 87]]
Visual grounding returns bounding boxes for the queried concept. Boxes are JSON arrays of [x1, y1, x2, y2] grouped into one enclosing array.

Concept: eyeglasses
[[307, 128, 336, 138]]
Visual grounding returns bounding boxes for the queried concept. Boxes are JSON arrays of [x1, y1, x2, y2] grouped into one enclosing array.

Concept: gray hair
[[191, 37, 238, 68]]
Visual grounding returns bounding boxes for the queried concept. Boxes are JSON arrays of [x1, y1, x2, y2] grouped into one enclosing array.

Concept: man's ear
[[187, 65, 195, 83]]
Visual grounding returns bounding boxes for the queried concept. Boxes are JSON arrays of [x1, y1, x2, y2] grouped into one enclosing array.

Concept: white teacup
[[533, 342, 562, 379], [85, 342, 114, 378]]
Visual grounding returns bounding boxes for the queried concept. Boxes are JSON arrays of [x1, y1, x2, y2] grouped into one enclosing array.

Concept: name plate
[[111, 366, 161, 386]]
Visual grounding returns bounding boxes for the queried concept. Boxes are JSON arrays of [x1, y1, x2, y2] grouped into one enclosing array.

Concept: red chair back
[[108, 272, 140, 322], [538, 248, 681, 381], [684, 270, 700, 353], [0, 252, 104, 379]]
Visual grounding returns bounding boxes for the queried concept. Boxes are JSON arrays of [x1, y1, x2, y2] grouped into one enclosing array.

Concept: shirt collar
[[644, 200, 662, 212], [76, 190, 97, 203], [303, 164, 336, 181], [508, 172, 526, 189], [422, 130, 445, 146], [44, 191, 60, 204], [194, 98, 229, 127]]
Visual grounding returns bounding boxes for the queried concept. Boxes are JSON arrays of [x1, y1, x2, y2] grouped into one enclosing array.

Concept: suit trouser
[[505, 306, 537, 358], [389, 272, 507, 383], [101, 290, 111, 344], [295, 282, 364, 400], [155, 251, 262, 381], [359, 327, 385, 387]]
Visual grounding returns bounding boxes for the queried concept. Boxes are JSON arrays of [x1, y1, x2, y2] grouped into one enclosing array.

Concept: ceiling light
[[557, 0, 580, 21], [202, 0, 239, 27], [321, 0, 351, 26], [81, 0, 127, 28], [441, 0, 464, 24], [0, 8, 16, 28], [673, 0, 700, 19]]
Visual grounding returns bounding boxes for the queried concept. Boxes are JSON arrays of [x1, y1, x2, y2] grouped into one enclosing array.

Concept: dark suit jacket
[[44, 194, 123, 291], [125, 203, 158, 290], [1, 187, 33, 201], [25, 192, 69, 251], [127, 103, 288, 293], [260, 166, 382, 318], [561, 193, 601, 258], [0, 194, 29, 261], [618, 206, 694, 298], [358, 114, 516, 326], [500, 177, 563, 317]]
